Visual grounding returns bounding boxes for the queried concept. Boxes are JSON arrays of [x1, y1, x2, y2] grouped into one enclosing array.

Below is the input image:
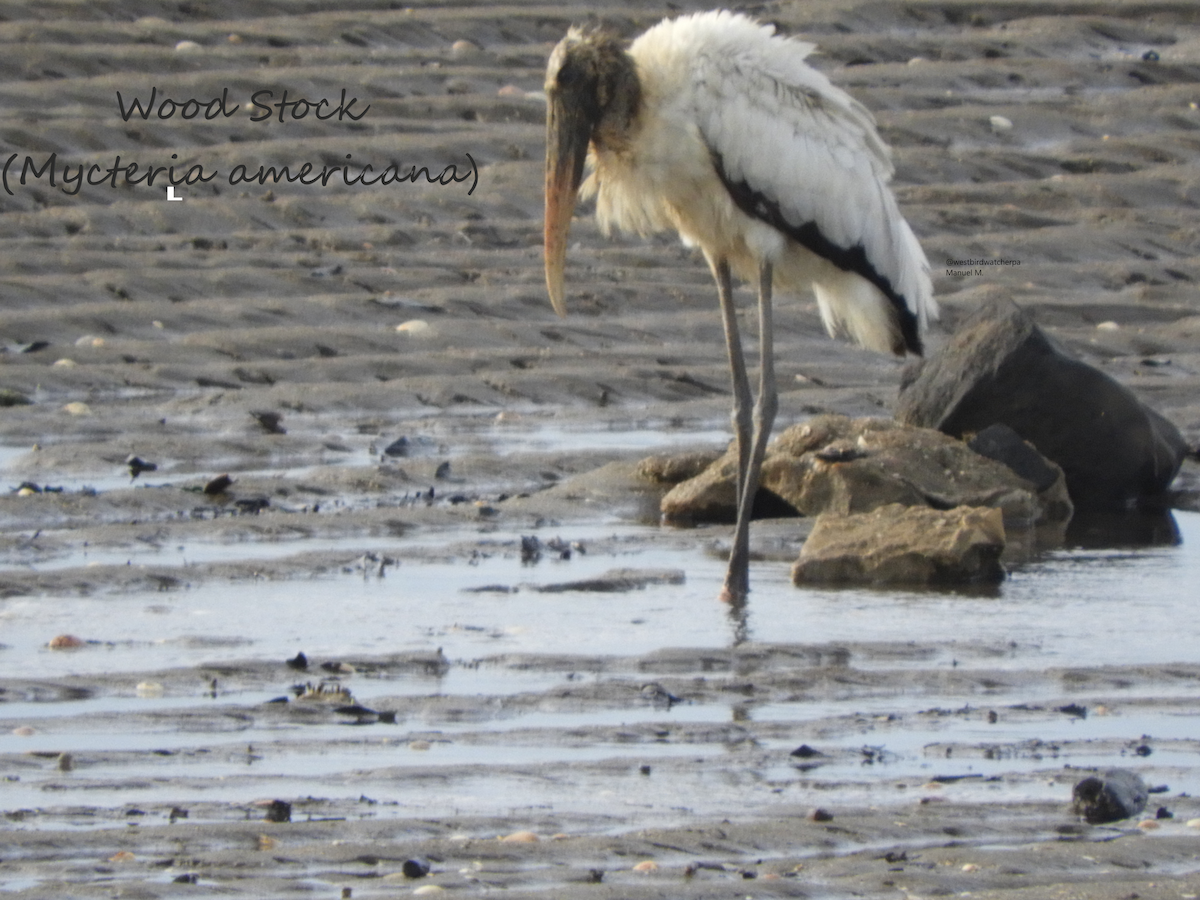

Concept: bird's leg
[[711, 257, 754, 603], [722, 261, 778, 605], [737, 259, 778, 531]]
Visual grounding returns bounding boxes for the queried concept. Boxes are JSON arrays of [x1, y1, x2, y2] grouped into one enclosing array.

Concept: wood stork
[[543, 10, 936, 602]]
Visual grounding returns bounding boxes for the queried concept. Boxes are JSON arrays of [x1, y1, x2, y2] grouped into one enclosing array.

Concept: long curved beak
[[544, 92, 592, 317]]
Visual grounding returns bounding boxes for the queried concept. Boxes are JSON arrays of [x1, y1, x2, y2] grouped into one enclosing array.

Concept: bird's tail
[[812, 271, 920, 356]]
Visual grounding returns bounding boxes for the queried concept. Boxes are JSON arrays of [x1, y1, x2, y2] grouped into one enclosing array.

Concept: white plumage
[[580, 11, 935, 352], [543, 10, 936, 601]]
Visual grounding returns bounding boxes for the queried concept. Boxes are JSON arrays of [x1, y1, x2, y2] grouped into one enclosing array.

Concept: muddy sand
[[4, 0, 1200, 896]]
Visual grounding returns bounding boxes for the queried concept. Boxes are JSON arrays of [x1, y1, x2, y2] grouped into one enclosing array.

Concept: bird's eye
[[556, 58, 587, 90]]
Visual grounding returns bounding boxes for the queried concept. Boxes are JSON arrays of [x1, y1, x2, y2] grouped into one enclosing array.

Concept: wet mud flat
[[4, 0, 1200, 896]]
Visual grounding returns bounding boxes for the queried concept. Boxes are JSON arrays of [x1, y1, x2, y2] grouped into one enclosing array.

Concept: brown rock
[[661, 415, 1069, 527], [635, 449, 723, 485], [792, 503, 1006, 586]]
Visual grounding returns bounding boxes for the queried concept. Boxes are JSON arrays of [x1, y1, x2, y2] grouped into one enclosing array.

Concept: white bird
[[544, 10, 936, 603]]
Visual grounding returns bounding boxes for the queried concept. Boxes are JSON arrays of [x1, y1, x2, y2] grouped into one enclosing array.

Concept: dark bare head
[[543, 25, 641, 315]]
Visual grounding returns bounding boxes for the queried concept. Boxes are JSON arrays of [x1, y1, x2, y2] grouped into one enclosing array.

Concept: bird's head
[[543, 25, 640, 316]]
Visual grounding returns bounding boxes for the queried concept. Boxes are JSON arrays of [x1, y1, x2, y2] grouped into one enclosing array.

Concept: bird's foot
[[718, 578, 748, 605]]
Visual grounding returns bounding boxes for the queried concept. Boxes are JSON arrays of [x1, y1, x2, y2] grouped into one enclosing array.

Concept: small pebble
[[450, 38, 482, 59], [989, 115, 1013, 132], [396, 319, 431, 334], [402, 859, 430, 878], [264, 800, 292, 823], [62, 401, 91, 415], [175, 40, 202, 52], [204, 474, 233, 495], [49, 634, 85, 649], [808, 807, 834, 822], [499, 830, 539, 843], [632, 860, 658, 872]]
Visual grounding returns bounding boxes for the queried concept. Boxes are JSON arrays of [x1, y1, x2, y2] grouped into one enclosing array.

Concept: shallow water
[[3, 513, 1196, 680], [0, 416, 729, 495], [4, 407, 1200, 834], [2, 511, 1199, 825]]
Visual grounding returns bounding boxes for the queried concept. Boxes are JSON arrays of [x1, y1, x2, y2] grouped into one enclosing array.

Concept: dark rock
[[250, 410, 286, 434], [383, 437, 409, 458], [968, 423, 1058, 492], [793, 503, 1006, 586], [520, 534, 541, 564], [264, 799, 292, 823], [897, 297, 1187, 511], [402, 859, 430, 879], [1072, 768, 1148, 823], [126, 455, 157, 479], [286, 651, 308, 671], [335, 703, 378, 718], [0, 388, 32, 407], [532, 568, 686, 593], [203, 474, 233, 495], [790, 744, 823, 759], [9, 340, 50, 354]]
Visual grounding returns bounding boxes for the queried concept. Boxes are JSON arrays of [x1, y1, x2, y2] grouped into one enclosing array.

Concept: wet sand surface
[[3, 0, 1200, 896]]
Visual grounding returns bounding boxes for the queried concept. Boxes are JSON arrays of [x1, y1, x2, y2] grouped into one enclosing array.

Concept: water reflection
[[1065, 509, 1182, 549]]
